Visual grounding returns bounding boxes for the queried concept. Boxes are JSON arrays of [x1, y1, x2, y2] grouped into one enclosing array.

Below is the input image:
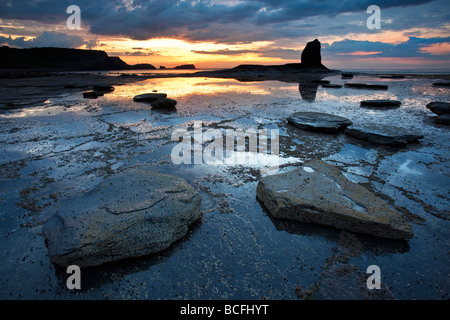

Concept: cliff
[[0, 46, 156, 71]]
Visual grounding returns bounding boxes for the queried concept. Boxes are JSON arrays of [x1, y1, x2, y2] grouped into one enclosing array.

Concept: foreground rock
[[288, 112, 352, 133], [42, 169, 202, 268], [256, 160, 413, 240], [426, 102, 450, 115], [345, 123, 423, 146], [360, 100, 401, 109], [133, 93, 167, 102]]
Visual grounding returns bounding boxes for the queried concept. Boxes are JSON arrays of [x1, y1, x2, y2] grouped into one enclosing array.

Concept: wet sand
[[0, 71, 449, 299]]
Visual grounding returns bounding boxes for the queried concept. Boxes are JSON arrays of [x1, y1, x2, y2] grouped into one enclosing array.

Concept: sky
[[0, 0, 449, 70]]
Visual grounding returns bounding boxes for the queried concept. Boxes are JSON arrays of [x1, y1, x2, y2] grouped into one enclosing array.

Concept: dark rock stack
[[301, 39, 327, 69]]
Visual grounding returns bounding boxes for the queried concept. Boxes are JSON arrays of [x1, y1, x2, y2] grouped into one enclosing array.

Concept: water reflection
[[298, 80, 319, 102]]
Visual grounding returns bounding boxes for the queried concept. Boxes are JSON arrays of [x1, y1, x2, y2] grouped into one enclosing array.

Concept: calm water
[[0, 73, 449, 299]]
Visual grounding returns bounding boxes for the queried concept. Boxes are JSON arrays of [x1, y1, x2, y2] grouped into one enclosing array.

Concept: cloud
[[192, 47, 301, 59], [0, 0, 443, 43], [324, 36, 450, 59], [0, 31, 86, 48]]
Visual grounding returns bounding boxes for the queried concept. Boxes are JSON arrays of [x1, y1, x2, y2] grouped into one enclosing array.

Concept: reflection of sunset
[[109, 77, 276, 99]]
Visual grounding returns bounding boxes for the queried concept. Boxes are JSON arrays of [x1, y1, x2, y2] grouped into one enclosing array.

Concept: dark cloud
[[0, 31, 86, 48], [0, 0, 443, 43]]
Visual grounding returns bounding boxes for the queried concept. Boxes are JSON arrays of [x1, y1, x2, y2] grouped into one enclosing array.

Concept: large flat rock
[[344, 123, 423, 146], [43, 169, 202, 268], [288, 112, 352, 133], [256, 160, 413, 240]]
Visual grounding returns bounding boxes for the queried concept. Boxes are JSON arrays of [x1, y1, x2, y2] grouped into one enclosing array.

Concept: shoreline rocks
[[256, 160, 414, 240], [288, 112, 352, 133], [42, 169, 202, 268]]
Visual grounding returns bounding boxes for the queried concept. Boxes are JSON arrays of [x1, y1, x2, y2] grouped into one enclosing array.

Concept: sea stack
[[301, 39, 326, 69]]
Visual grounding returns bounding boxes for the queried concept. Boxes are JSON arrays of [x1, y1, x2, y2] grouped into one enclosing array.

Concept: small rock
[[256, 160, 414, 240], [133, 93, 168, 102], [344, 123, 423, 146], [345, 83, 388, 90], [311, 80, 330, 84], [288, 112, 352, 133], [341, 73, 353, 79], [360, 100, 401, 109], [426, 102, 450, 115], [434, 114, 450, 125], [322, 84, 342, 88], [42, 169, 202, 268], [432, 82, 450, 87], [151, 98, 177, 109], [83, 91, 101, 99], [93, 84, 114, 91], [380, 75, 405, 79]]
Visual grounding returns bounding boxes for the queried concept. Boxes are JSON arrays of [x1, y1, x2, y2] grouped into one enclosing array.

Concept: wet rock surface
[[256, 160, 414, 240], [344, 124, 424, 146], [288, 112, 352, 133], [0, 72, 449, 300], [42, 169, 202, 268]]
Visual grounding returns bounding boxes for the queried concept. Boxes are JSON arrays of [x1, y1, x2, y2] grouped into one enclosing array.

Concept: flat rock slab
[[345, 83, 388, 90], [344, 123, 423, 146], [133, 93, 168, 102], [288, 112, 352, 133], [360, 100, 401, 109], [42, 169, 202, 268], [311, 80, 330, 84], [256, 160, 413, 240], [426, 102, 450, 115]]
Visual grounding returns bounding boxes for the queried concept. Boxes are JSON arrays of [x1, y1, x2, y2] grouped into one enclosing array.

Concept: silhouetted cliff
[[0, 46, 156, 71]]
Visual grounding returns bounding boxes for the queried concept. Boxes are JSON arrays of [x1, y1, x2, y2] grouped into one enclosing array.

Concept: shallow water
[[0, 73, 449, 299]]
